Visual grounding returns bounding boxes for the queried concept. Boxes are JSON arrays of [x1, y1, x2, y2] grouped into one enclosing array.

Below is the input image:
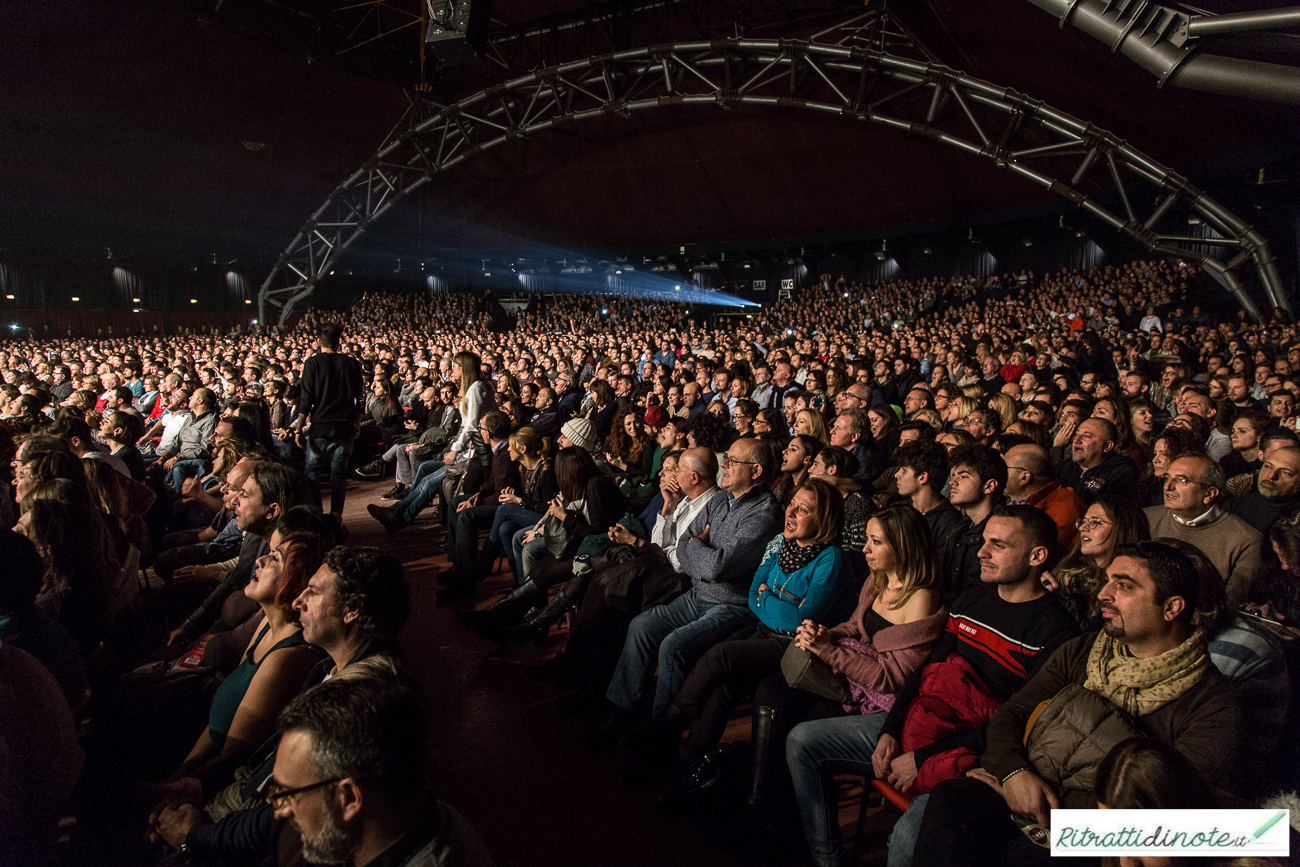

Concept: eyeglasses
[[265, 777, 342, 809], [1166, 474, 1204, 487], [1075, 517, 1112, 531], [721, 455, 756, 466]]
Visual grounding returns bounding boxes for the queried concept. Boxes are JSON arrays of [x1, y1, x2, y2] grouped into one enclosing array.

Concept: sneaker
[[379, 483, 408, 500], [354, 460, 384, 479]]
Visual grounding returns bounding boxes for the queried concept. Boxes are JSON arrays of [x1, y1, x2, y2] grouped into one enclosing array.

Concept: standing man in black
[[295, 323, 364, 516]]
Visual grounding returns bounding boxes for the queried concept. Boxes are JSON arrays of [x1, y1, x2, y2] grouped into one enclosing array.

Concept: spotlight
[[190, 298, 198, 304], [132, 297, 140, 303], [875, 251, 886, 261], [245, 299, 252, 304], [71, 296, 80, 302], [1022, 238, 1033, 247], [8, 324, 16, 331], [3, 295, 11, 300]]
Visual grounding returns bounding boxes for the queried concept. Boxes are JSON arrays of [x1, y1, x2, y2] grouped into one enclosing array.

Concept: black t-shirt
[[295, 351, 364, 439]]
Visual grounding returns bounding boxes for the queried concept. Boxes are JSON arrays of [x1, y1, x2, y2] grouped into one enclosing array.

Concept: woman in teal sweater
[[621, 478, 855, 778]]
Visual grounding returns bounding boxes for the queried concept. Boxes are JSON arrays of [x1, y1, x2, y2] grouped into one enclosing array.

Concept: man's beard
[[1101, 609, 1126, 639], [298, 802, 359, 865]]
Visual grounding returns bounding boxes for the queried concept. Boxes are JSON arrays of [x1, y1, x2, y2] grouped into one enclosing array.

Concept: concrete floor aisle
[[339, 478, 892, 867]]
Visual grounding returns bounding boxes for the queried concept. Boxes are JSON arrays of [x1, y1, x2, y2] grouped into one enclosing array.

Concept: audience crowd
[[0, 257, 1297, 866]]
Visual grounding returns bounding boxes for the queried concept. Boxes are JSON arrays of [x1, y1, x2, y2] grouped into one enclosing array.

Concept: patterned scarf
[[778, 538, 827, 575], [1083, 629, 1208, 717]]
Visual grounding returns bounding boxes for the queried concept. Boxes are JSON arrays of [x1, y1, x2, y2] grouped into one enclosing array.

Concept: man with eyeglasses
[[148, 547, 411, 861], [152, 457, 250, 586], [1146, 455, 1261, 606], [583, 438, 781, 747]]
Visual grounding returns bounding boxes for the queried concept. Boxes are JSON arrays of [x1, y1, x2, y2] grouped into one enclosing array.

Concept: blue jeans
[[885, 793, 928, 867], [167, 458, 205, 493], [391, 460, 452, 526], [306, 434, 355, 515], [606, 589, 752, 717], [492, 504, 542, 582], [786, 713, 887, 867]]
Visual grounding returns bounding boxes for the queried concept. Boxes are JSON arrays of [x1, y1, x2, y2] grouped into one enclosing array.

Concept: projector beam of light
[[323, 210, 760, 309], [511, 269, 757, 308]]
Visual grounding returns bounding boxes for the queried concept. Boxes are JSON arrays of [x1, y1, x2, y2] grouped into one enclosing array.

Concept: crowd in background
[[0, 256, 1298, 866]]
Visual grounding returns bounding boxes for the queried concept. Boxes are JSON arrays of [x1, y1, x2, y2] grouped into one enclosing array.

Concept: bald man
[[1004, 444, 1086, 553]]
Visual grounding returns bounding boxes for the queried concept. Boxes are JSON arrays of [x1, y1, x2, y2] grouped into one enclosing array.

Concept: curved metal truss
[[259, 36, 1286, 324]]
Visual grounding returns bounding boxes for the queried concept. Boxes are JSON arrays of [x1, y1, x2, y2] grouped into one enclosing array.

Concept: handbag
[[780, 641, 851, 703]]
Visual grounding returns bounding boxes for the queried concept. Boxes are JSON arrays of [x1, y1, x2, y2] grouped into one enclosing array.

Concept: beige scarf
[[1083, 629, 1208, 717]]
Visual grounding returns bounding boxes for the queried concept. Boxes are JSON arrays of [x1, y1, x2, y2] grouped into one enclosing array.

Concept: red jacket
[[900, 652, 1005, 794]]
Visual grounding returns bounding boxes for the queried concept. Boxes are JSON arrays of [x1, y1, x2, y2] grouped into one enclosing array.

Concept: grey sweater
[[677, 484, 782, 606]]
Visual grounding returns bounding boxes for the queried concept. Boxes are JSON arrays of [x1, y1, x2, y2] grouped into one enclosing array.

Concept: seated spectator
[[465, 445, 626, 628], [786, 505, 1080, 867], [147, 546, 411, 857], [1169, 538, 1290, 793], [1002, 443, 1085, 554], [265, 674, 492, 866], [1227, 445, 1300, 534], [164, 530, 327, 784], [620, 479, 855, 783], [1148, 424, 1207, 505], [827, 408, 879, 486], [914, 541, 1241, 867], [438, 411, 521, 600], [1045, 497, 1150, 630], [0, 530, 88, 713], [1146, 454, 1261, 606], [1055, 417, 1139, 504], [98, 409, 146, 481], [893, 438, 964, 567], [942, 443, 1008, 597], [1223, 407, 1271, 482], [24, 494, 120, 656], [808, 446, 875, 560], [583, 437, 781, 745]]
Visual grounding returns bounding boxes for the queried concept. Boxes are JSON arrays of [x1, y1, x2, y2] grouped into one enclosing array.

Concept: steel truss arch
[[259, 37, 1287, 325]]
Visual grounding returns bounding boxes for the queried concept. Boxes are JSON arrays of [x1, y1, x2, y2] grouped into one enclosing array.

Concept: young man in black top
[[294, 323, 364, 515]]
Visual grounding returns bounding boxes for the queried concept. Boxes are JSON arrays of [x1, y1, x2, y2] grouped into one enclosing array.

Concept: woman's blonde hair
[[795, 408, 830, 446], [509, 426, 552, 463], [867, 505, 940, 610], [987, 393, 1017, 430]]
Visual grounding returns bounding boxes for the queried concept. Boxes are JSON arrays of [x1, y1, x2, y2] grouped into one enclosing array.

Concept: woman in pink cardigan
[[655, 506, 948, 822]]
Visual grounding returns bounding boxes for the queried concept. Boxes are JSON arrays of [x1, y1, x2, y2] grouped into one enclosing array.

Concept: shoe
[[367, 503, 405, 535], [456, 580, 544, 636], [354, 459, 385, 479], [379, 483, 408, 500], [501, 589, 576, 645], [578, 708, 640, 750]]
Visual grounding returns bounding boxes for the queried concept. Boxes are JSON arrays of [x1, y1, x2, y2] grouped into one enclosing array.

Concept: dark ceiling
[[2, 0, 1297, 273]]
